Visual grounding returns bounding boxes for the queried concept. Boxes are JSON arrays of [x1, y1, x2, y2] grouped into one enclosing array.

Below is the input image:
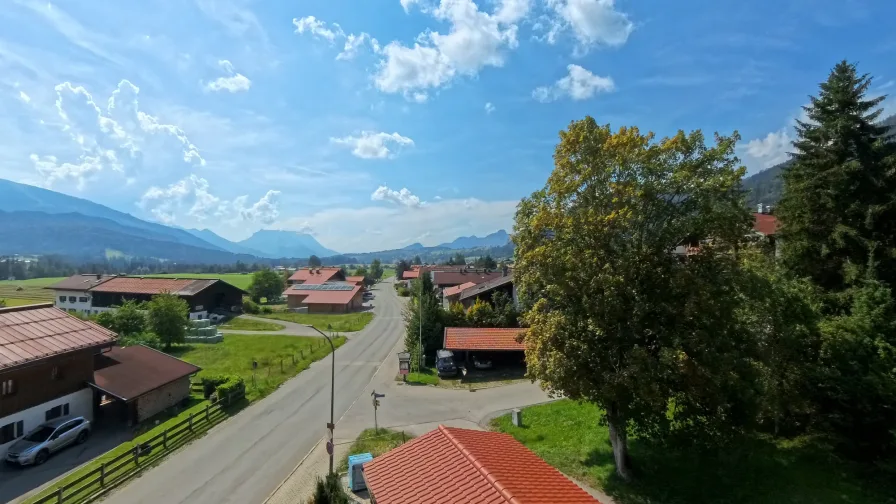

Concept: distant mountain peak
[[437, 229, 510, 249], [237, 229, 338, 258]]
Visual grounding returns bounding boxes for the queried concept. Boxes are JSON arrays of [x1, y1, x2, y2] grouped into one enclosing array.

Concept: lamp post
[[307, 323, 336, 475]]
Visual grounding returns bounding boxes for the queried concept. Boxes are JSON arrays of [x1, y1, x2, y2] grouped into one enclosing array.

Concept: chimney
[[502, 265, 508, 277], [757, 203, 763, 214]]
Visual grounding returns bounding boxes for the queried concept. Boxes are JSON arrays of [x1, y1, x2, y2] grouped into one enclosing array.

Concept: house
[[92, 345, 200, 425], [362, 425, 600, 504], [442, 282, 476, 308], [47, 275, 246, 319], [287, 267, 345, 285], [443, 326, 528, 368], [431, 270, 504, 292], [0, 304, 116, 455], [282, 282, 364, 313], [457, 271, 516, 309], [345, 276, 366, 287]]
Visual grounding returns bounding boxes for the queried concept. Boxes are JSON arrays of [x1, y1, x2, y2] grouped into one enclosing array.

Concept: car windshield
[[24, 426, 56, 443]]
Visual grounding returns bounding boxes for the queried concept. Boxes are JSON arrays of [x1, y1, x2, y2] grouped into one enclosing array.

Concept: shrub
[[242, 298, 260, 314], [215, 375, 246, 402], [397, 287, 410, 297], [260, 305, 273, 314], [118, 332, 162, 350], [310, 472, 349, 504], [200, 374, 230, 398]]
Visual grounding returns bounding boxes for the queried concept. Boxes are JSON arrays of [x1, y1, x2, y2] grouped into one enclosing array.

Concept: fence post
[[100, 462, 106, 487], [133, 445, 139, 466], [163, 430, 167, 449], [280, 357, 283, 373], [206, 403, 210, 422], [57, 487, 63, 503], [189, 413, 194, 431]]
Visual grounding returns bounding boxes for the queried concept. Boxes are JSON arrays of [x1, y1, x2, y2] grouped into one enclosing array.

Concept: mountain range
[[0, 178, 510, 264]]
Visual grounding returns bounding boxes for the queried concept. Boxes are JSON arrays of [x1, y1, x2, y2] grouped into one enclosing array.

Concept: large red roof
[[444, 282, 477, 298], [89, 277, 194, 295], [753, 213, 779, 236], [288, 268, 343, 284], [444, 327, 527, 351], [363, 425, 600, 504], [282, 283, 363, 305], [432, 271, 504, 287], [0, 304, 117, 370], [401, 270, 419, 279]]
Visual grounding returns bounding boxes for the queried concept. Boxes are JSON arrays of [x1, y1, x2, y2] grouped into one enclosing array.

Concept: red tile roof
[[444, 327, 527, 351], [46, 274, 116, 291], [432, 271, 504, 287], [288, 268, 343, 284], [93, 345, 200, 402], [0, 304, 117, 370], [402, 270, 419, 279], [753, 213, 779, 236], [90, 277, 194, 295], [345, 276, 366, 285], [444, 282, 477, 298], [282, 284, 363, 305], [363, 425, 600, 504]]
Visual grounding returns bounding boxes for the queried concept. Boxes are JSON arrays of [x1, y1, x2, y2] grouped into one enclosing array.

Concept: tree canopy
[[308, 255, 322, 267], [146, 293, 189, 350], [248, 268, 286, 303]]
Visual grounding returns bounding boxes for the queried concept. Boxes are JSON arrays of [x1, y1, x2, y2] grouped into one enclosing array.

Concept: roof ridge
[[438, 426, 519, 504], [0, 302, 54, 314]]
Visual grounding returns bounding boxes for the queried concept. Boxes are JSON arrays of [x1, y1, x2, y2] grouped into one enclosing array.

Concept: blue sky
[[1, 0, 894, 253]]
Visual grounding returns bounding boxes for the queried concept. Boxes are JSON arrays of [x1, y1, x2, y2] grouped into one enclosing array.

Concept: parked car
[[5, 417, 91, 466], [435, 349, 458, 377], [472, 355, 493, 370]]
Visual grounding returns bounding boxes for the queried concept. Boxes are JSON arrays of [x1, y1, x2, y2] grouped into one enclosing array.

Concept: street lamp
[[307, 323, 336, 475]]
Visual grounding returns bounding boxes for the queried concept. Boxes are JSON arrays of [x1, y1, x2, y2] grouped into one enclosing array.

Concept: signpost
[[371, 390, 385, 432], [397, 352, 411, 381]]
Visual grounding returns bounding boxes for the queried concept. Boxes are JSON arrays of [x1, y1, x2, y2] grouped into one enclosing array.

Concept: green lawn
[[403, 367, 440, 386], [382, 267, 396, 279], [0, 297, 48, 307], [0, 277, 66, 287], [170, 333, 345, 402], [0, 277, 59, 307], [338, 429, 413, 472], [147, 273, 253, 290], [219, 316, 285, 331], [257, 311, 374, 332], [492, 400, 896, 504]]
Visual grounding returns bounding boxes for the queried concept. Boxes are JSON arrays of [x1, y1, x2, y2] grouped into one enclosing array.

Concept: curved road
[[103, 280, 404, 504]]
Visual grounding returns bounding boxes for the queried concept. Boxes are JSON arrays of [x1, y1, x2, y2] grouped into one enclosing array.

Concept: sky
[[1, 0, 894, 253]]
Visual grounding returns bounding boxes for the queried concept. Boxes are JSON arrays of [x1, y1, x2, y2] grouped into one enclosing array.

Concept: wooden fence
[[30, 389, 244, 504]]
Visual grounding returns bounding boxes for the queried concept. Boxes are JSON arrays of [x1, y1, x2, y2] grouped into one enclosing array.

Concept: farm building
[[287, 267, 345, 285], [282, 282, 364, 313]]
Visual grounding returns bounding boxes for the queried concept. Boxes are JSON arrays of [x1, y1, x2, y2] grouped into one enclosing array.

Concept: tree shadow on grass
[[591, 435, 896, 504]]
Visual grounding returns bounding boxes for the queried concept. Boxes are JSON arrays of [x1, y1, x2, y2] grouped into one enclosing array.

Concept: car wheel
[[76, 430, 89, 444], [35, 450, 49, 465]]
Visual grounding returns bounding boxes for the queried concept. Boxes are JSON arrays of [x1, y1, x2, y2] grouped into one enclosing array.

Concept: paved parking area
[[3, 424, 130, 503]]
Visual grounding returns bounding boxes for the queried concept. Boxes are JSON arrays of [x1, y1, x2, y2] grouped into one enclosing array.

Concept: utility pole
[[371, 390, 385, 432], [418, 271, 423, 371], [308, 324, 336, 475]]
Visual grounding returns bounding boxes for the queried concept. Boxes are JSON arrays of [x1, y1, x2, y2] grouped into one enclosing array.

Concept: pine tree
[[777, 61, 896, 297]]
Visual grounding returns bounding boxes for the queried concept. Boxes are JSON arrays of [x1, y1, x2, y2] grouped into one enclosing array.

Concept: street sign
[[372, 392, 386, 399], [326, 440, 333, 455]]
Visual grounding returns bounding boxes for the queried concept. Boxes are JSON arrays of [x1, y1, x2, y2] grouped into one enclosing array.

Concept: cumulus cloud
[[330, 131, 414, 159], [371, 185, 424, 208], [373, 0, 531, 97], [29, 80, 204, 188], [742, 129, 792, 172], [139, 174, 280, 224], [485, 102, 496, 114], [18, 91, 31, 103], [533, 64, 614, 102], [204, 59, 252, 93], [293, 16, 380, 60], [539, 0, 634, 53]]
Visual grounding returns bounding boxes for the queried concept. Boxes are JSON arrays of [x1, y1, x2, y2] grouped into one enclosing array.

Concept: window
[[78, 297, 88, 303], [59, 296, 66, 303], [1, 421, 23, 444], [68, 296, 76, 303], [45, 403, 69, 422], [1, 379, 14, 396]]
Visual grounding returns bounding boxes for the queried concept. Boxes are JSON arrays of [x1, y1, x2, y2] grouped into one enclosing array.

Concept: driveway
[[95, 280, 405, 504], [2, 424, 130, 503], [218, 314, 325, 337]]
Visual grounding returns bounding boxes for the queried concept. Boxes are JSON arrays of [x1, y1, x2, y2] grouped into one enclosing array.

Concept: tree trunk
[[607, 404, 633, 481]]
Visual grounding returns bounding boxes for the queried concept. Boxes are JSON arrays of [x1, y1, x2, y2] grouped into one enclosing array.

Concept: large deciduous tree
[[146, 292, 189, 350], [514, 118, 758, 480], [248, 268, 286, 303], [403, 272, 443, 368], [777, 60, 896, 296]]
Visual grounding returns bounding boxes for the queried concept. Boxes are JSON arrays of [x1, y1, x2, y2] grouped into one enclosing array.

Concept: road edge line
[[261, 436, 324, 504]]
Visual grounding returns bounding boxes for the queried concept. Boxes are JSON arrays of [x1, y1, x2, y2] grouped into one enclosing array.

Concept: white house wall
[[52, 290, 93, 313], [0, 388, 93, 456]]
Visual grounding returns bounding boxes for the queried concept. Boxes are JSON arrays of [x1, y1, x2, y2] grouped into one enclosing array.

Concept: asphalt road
[[101, 280, 404, 504]]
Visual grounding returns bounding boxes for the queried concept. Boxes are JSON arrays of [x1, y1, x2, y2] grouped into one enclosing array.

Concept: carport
[[442, 327, 528, 372]]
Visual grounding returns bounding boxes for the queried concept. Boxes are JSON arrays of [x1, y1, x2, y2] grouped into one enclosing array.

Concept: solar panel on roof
[[291, 283, 354, 291]]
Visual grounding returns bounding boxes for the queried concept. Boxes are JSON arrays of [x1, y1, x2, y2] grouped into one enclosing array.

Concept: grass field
[[382, 267, 396, 279], [219, 317, 285, 331], [338, 429, 413, 472], [0, 277, 60, 306], [404, 367, 440, 385], [257, 311, 374, 332], [146, 273, 253, 290], [492, 400, 896, 504], [170, 333, 345, 402]]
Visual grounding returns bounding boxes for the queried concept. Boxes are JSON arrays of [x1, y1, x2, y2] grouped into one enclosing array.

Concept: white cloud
[[400, 0, 420, 13], [541, 0, 634, 53], [533, 64, 614, 102], [18, 90, 31, 103], [485, 102, 495, 113], [140, 174, 280, 224], [373, 0, 531, 97], [743, 129, 791, 171], [293, 15, 379, 60], [371, 185, 424, 208], [330, 131, 414, 159], [204, 59, 252, 93], [277, 197, 518, 252]]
